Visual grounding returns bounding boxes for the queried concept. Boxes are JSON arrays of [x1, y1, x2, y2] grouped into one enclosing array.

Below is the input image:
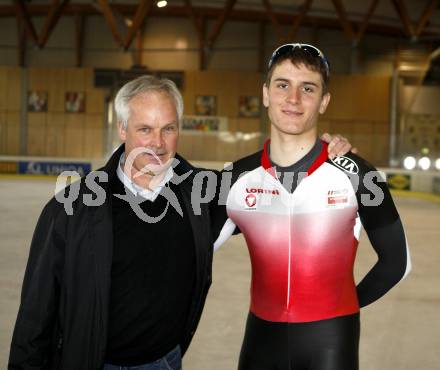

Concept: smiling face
[[118, 91, 179, 181], [263, 59, 331, 140]]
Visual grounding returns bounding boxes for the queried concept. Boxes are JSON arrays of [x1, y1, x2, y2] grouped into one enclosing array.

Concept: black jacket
[[9, 145, 215, 370]]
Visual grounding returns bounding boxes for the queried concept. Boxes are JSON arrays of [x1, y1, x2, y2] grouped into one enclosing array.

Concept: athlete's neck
[[269, 129, 317, 167]]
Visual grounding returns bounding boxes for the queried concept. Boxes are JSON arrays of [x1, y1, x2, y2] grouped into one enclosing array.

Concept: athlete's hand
[[321, 133, 358, 159]]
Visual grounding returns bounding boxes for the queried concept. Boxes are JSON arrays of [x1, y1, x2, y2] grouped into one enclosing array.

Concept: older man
[[9, 75, 351, 370], [9, 76, 216, 370]]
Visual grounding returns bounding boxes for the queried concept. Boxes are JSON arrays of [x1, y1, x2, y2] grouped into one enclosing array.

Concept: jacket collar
[[100, 144, 198, 187]]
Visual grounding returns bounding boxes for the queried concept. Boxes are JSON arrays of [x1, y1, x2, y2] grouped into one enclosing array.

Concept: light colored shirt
[[116, 154, 174, 202]]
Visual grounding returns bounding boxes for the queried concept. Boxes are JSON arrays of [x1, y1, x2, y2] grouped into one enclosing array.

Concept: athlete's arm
[[355, 164, 411, 308], [214, 218, 238, 251], [210, 167, 241, 251], [210, 199, 240, 251], [357, 217, 410, 307]]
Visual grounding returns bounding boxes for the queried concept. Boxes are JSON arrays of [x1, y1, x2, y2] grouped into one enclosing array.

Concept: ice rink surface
[[1, 176, 439, 370]]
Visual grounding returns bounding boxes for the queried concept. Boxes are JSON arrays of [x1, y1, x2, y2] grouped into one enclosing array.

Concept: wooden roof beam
[[199, 17, 207, 70], [74, 13, 85, 67], [330, 0, 356, 42], [183, 0, 202, 36], [182, 0, 208, 70], [13, 0, 38, 46], [262, 0, 283, 41], [133, 28, 143, 66], [38, 0, 70, 48], [1, 3, 439, 42], [96, 0, 124, 47], [206, 0, 237, 49], [287, 0, 314, 42], [355, 0, 380, 45], [16, 17, 26, 67], [415, 0, 438, 38], [124, 0, 152, 50], [390, 0, 415, 38], [258, 21, 266, 72]]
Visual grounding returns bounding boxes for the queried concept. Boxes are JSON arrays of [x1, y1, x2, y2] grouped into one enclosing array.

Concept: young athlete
[[212, 43, 411, 370]]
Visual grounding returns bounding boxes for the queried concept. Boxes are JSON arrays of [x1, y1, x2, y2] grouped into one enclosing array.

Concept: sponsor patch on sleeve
[[331, 156, 359, 175]]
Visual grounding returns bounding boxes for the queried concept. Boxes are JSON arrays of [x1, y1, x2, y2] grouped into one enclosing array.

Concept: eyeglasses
[[268, 43, 330, 76]]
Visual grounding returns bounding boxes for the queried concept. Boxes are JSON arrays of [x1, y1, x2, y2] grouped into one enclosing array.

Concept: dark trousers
[[239, 312, 360, 370], [103, 345, 182, 370]]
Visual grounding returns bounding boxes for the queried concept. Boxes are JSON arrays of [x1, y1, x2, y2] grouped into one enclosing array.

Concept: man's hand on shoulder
[[321, 133, 358, 159]]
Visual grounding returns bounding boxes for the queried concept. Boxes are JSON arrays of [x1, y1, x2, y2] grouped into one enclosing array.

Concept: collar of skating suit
[[261, 139, 329, 178]]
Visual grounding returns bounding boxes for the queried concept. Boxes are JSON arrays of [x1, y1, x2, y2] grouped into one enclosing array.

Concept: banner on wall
[[181, 115, 228, 132], [17, 161, 92, 177], [0, 161, 19, 174], [1, 160, 91, 177], [387, 173, 411, 190]]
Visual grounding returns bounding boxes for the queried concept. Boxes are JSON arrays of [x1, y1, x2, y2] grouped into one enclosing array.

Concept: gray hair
[[114, 75, 184, 130]]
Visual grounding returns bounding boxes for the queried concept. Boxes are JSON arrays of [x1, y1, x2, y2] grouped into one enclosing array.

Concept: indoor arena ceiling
[[0, 0, 439, 52]]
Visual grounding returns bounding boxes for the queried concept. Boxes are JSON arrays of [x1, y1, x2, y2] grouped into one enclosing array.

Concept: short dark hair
[[265, 47, 330, 93]]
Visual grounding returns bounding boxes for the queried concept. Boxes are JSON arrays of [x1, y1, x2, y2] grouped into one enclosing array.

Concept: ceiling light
[[435, 158, 440, 170], [403, 156, 416, 170], [157, 1, 167, 7], [418, 157, 431, 171]]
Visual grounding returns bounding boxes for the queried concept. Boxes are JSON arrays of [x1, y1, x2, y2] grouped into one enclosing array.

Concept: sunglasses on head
[[268, 43, 330, 76]]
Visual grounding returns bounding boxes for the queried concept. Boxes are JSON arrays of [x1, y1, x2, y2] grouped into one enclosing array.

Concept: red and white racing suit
[[212, 140, 411, 323]]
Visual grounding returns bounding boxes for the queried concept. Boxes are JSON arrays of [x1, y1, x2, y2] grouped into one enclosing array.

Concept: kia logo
[[331, 156, 359, 174]]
